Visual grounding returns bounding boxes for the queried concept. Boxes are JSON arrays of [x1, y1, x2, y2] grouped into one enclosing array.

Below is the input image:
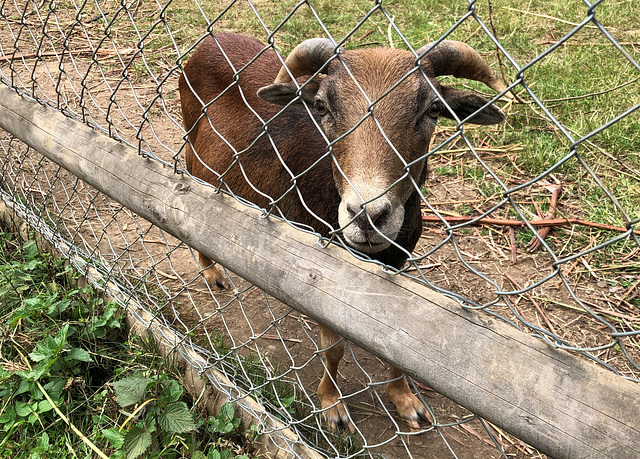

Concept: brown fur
[[180, 35, 340, 234]]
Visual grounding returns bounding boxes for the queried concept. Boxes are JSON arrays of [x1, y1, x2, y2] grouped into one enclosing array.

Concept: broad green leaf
[[37, 431, 50, 448], [102, 427, 125, 449], [38, 399, 54, 414], [52, 323, 70, 349], [157, 401, 196, 433], [22, 259, 42, 271], [208, 450, 235, 459], [0, 405, 16, 424], [103, 304, 117, 319], [208, 417, 221, 432], [281, 395, 295, 408], [123, 426, 152, 459], [89, 325, 107, 339], [47, 298, 71, 315], [66, 348, 92, 363], [219, 403, 235, 422], [15, 400, 36, 417], [16, 379, 32, 396], [30, 324, 69, 363], [23, 297, 43, 309], [43, 378, 66, 402], [26, 360, 54, 381], [112, 376, 148, 407], [29, 344, 55, 363], [162, 380, 183, 403], [22, 241, 39, 260]]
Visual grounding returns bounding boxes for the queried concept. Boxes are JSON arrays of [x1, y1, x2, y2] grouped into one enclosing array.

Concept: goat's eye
[[427, 102, 441, 119], [314, 100, 328, 116]]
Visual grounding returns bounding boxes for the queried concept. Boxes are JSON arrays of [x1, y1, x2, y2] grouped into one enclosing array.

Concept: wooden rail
[[1, 84, 639, 459]]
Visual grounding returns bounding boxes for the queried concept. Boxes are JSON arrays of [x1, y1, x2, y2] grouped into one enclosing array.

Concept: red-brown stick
[[422, 214, 640, 236], [528, 184, 563, 252]]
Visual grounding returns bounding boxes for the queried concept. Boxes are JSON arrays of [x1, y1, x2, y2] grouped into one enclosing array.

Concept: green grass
[[0, 230, 254, 459]]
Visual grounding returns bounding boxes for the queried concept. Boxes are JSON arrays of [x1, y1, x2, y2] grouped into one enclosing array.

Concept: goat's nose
[[346, 200, 391, 231]]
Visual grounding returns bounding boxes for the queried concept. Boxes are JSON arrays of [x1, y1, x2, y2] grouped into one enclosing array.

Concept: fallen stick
[[0, 47, 137, 62], [527, 183, 563, 252], [505, 273, 558, 336], [422, 214, 640, 236], [508, 227, 517, 261]]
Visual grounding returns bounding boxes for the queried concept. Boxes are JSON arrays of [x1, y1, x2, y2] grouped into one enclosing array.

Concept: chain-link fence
[[1, 1, 639, 458]]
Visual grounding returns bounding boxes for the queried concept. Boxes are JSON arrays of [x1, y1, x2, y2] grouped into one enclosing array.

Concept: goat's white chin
[[341, 222, 401, 253], [343, 238, 392, 254], [338, 202, 404, 253]]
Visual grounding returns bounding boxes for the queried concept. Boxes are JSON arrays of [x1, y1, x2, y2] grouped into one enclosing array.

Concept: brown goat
[[179, 33, 505, 431]]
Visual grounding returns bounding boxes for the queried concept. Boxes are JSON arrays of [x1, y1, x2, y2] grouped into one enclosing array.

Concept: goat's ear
[[257, 79, 320, 106], [438, 85, 505, 125]]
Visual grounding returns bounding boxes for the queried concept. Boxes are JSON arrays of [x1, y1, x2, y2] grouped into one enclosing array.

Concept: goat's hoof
[[393, 393, 433, 430], [322, 400, 355, 434], [203, 265, 231, 291]]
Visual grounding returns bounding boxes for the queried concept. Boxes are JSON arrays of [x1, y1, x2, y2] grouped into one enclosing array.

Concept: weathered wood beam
[[1, 84, 639, 459]]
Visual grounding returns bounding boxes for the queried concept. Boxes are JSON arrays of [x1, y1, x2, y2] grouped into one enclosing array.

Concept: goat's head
[[257, 39, 506, 253]]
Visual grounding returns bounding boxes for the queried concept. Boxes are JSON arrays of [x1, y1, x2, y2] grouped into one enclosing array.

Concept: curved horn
[[274, 38, 339, 84], [418, 40, 507, 94]]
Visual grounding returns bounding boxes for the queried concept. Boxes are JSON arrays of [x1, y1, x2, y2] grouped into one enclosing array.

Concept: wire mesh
[[1, 1, 638, 458]]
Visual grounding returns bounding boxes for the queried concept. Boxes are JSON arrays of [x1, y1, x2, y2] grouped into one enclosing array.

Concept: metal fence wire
[[1, 0, 639, 458]]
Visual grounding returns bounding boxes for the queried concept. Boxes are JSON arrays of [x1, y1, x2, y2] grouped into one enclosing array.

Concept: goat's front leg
[[198, 252, 231, 290], [386, 366, 432, 429], [317, 325, 354, 433]]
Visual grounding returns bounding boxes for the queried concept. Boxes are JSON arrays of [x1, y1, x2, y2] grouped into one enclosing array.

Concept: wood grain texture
[[1, 85, 639, 459]]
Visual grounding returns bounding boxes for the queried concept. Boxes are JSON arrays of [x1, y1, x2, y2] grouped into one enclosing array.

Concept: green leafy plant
[[110, 373, 196, 458], [106, 373, 250, 459], [0, 232, 254, 458]]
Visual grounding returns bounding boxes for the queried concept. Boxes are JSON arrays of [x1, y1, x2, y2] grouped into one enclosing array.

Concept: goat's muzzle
[[339, 194, 403, 253]]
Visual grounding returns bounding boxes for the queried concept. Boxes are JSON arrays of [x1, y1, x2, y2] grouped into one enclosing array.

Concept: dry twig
[[261, 334, 302, 344], [458, 423, 497, 448], [508, 226, 517, 261], [505, 273, 558, 335]]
